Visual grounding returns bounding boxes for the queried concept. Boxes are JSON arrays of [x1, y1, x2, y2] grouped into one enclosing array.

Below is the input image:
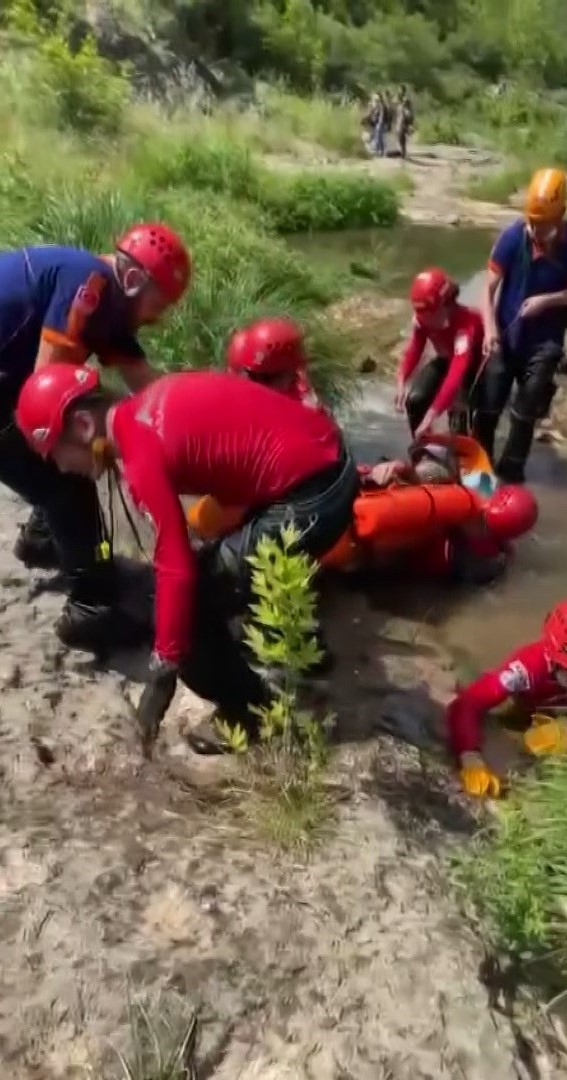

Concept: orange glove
[[459, 751, 501, 798], [523, 718, 567, 756]]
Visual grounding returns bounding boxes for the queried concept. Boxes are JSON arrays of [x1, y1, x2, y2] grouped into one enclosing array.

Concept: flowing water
[[307, 224, 567, 673]]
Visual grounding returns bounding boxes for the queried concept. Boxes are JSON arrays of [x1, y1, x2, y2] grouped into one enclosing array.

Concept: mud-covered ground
[[0, 481, 564, 1079]]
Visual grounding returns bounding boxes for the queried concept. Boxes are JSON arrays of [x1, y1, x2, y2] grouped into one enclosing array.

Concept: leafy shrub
[[37, 31, 131, 134], [12, 182, 356, 405], [218, 525, 334, 849], [259, 169, 399, 232], [454, 754, 567, 971]]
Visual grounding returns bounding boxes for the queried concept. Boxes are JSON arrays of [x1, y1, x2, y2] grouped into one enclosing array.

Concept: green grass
[[0, 37, 403, 408], [453, 755, 567, 981]]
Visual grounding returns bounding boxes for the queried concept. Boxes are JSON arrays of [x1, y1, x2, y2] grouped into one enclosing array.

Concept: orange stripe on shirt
[[40, 329, 88, 363]]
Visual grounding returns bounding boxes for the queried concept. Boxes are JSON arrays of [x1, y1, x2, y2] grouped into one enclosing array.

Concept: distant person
[[371, 92, 387, 157], [396, 85, 414, 159], [477, 167, 567, 482], [383, 90, 394, 152]]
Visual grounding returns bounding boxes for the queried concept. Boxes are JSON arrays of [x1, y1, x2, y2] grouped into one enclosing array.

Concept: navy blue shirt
[[0, 245, 145, 393], [489, 219, 567, 353]]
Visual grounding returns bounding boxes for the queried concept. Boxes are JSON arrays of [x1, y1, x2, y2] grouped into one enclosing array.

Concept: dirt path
[[0, 486, 562, 1078], [267, 141, 519, 228]]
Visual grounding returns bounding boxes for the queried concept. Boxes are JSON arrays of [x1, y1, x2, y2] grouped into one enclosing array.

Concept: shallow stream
[[304, 223, 567, 672]]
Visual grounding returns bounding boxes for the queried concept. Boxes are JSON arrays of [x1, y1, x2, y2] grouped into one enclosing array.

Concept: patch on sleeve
[[454, 332, 470, 356], [66, 271, 107, 340], [499, 660, 531, 694]]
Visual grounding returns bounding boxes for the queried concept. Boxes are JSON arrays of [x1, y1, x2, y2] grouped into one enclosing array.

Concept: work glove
[[523, 717, 567, 757], [459, 750, 501, 798], [136, 655, 178, 758]]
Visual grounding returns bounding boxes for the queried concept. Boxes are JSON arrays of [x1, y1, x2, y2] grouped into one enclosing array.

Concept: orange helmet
[[525, 168, 566, 224], [543, 601, 567, 670]]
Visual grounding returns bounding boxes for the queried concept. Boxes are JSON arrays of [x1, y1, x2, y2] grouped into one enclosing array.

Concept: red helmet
[[543, 602, 567, 670], [226, 318, 306, 377], [410, 267, 459, 313], [16, 363, 99, 458], [482, 484, 538, 542], [116, 223, 191, 304]]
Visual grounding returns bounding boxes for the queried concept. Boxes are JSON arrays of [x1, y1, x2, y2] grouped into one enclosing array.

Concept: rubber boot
[[496, 414, 535, 484], [14, 507, 60, 571], [55, 562, 148, 655], [471, 411, 499, 463]]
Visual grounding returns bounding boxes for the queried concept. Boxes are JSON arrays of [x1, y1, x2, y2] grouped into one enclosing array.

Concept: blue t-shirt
[[489, 219, 567, 353], [0, 245, 145, 392]]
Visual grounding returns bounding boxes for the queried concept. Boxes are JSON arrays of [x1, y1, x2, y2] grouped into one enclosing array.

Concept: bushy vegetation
[[6, 0, 567, 99], [453, 756, 567, 984], [0, 0, 404, 404], [218, 526, 335, 850]]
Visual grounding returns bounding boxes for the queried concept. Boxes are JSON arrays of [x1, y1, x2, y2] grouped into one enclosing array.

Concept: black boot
[[471, 412, 499, 463], [14, 507, 60, 571], [55, 563, 148, 654], [496, 414, 535, 485]]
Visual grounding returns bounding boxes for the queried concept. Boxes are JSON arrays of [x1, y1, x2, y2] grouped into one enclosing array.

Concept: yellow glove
[[459, 751, 501, 798], [523, 718, 567, 756]]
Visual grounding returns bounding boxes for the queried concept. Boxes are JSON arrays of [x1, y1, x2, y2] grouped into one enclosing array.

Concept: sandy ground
[[0, 479, 563, 1079]]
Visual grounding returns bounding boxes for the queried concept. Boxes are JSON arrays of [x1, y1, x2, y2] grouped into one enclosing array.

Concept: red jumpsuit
[[109, 371, 342, 664], [446, 639, 566, 758], [398, 304, 484, 417]]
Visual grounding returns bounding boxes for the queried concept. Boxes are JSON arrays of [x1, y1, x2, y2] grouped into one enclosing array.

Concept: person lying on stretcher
[[446, 601, 567, 797], [223, 320, 538, 580]]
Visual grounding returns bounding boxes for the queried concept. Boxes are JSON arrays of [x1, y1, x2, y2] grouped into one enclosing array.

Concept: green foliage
[[245, 524, 333, 768], [5, 179, 356, 405], [4, 0, 130, 134], [219, 526, 335, 849], [453, 755, 567, 974], [129, 124, 398, 233]]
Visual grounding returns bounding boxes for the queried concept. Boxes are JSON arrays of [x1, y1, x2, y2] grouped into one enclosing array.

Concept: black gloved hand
[[136, 657, 177, 758]]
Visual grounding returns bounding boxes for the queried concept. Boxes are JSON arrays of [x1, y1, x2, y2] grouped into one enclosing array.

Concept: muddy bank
[[0, 483, 563, 1077]]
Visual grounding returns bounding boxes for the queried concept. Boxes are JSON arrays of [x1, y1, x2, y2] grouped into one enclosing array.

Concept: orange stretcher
[[186, 434, 494, 572]]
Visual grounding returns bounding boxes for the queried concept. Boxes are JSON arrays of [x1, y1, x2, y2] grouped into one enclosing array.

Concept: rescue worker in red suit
[[0, 224, 190, 650], [446, 601, 567, 797], [225, 318, 538, 585], [226, 316, 322, 410], [15, 363, 359, 755], [396, 268, 485, 438]]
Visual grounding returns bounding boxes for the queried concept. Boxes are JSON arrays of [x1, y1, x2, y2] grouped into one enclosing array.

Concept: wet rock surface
[[0, 488, 562, 1078]]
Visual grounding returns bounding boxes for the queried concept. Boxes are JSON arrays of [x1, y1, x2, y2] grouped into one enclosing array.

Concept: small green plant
[[453, 754, 567, 981], [115, 995, 199, 1080], [222, 525, 335, 848]]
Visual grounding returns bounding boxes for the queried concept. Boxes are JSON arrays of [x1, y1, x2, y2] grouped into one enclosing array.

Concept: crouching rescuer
[[15, 364, 359, 755], [446, 601, 567, 797]]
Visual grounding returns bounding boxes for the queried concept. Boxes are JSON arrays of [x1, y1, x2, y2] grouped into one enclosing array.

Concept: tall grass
[[7, 182, 357, 405], [453, 755, 567, 979], [0, 38, 402, 408]]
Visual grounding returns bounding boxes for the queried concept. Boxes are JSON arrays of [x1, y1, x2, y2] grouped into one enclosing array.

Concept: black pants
[[0, 415, 103, 577], [211, 444, 359, 603], [405, 354, 481, 436], [473, 340, 562, 477], [180, 447, 359, 727]]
